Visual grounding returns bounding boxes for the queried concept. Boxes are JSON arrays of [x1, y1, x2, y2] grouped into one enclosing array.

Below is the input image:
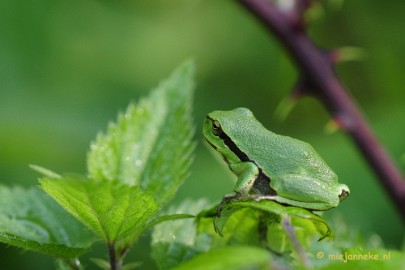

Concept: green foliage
[[173, 246, 271, 270], [150, 197, 405, 270], [0, 186, 95, 258], [0, 61, 196, 268], [87, 60, 195, 207], [213, 200, 331, 240], [150, 199, 405, 270], [152, 199, 213, 269], [40, 177, 159, 245]]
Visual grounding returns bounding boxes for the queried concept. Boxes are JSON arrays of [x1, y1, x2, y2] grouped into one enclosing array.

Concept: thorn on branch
[[328, 47, 367, 63], [292, 78, 311, 97], [324, 116, 347, 134], [274, 79, 311, 121]]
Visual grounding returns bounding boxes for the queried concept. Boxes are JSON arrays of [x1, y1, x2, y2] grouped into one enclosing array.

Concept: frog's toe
[[216, 193, 244, 216]]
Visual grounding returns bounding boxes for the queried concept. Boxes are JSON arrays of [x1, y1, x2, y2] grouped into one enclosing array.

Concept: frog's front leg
[[230, 161, 261, 194], [217, 161, 259, 215]]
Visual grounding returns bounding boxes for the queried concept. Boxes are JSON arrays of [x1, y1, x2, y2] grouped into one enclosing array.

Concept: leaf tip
[[29, 164, 61, 179]]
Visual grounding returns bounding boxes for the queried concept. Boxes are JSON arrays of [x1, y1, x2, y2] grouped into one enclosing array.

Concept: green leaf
[[195, 204, 264, 250], [40, 177, 159, 244], [87, 60, 195, 207], [147, 213, 194, 229], [173, 246, 271, 270], [196, 204, 264, 249], [29, 164, 61, 178], [213, 207, 263, 246], [0, 185, 96, 258], [152, 199, 212, 270], [215, 200, 331, 241]]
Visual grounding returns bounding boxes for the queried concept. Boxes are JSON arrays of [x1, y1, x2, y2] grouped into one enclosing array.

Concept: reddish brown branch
[[237, 0, 405, 220]]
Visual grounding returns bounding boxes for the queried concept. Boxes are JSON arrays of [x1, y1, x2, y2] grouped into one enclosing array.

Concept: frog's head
[[337, 184, 350, 202], [203, 108, 254, 164]]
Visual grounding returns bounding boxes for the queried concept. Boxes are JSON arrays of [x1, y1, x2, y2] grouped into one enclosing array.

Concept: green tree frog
[[203, 107, 350, 211]]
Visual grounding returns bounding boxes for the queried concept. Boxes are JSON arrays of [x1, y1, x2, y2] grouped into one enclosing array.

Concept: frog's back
[[219, 108, 337, 182], [253, 129, 337, 182]]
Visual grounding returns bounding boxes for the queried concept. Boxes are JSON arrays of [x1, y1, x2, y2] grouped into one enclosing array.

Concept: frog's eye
[[212, 120, 222, 136]]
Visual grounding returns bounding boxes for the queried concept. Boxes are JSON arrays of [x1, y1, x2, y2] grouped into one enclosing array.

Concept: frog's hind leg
[[269, 174, 339, 210]]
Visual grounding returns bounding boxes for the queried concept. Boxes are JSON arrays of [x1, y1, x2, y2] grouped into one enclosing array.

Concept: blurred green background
[[1, 0, 404, 269]]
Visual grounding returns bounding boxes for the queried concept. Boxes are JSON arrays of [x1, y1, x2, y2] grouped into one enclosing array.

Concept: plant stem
[[282, 215, 311, 268], [108, 243, 120, 270], [237, 0, 405, 221], [258, 215, 269, 248]]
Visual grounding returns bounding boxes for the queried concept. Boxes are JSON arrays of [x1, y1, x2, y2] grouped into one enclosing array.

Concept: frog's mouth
[[338, 189, 350, 201], [204, 138, 217, 150]]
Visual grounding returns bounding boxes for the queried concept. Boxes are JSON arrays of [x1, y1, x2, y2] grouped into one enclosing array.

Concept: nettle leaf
[[40, 177, 159, 244], [147, 213, 194, 229], [197, 205, 264, 250], [0, 185, 96, 258], [87, 60, 195, 207], [30, 164, 61, 179], [173, 246, 271, 270], [151, 199, 212, 270], [215, 200, 331, 241], [213, 208, 263, 246]]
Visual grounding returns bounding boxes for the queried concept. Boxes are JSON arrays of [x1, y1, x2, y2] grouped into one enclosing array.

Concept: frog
[[203, 107, 350, 212]]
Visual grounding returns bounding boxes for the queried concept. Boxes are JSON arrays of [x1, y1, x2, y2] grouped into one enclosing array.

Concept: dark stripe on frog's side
[[213, 122, 276, 196], [217, 127, 250, 162]]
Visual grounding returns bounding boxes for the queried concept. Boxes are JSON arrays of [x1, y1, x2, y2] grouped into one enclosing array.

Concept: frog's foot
[[217, 193, 275, 216], [217, 192, 245, 216]]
